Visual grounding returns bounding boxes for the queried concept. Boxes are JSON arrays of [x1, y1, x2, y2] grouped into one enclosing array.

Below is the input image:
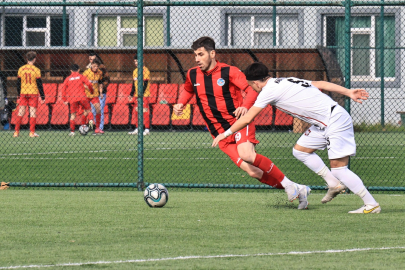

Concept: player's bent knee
[[239, 152, 255, 164], [293, 148, 310, 162]]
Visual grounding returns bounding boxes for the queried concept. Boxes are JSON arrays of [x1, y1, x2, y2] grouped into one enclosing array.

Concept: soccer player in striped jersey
[[14, 51, 45, 138], [212, 62, 380, 214], [83, 58, 104, 135], [61, 64, 94, 136], [174, 37, 310, 209]]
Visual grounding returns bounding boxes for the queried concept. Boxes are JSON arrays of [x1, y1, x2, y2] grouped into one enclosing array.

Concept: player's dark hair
[[70, 64, 80, 72], [244, 62, 270, 81], [26, 51, 37, 62], [92, 58, 101, 66], [89, 51, 104, 64], [191, 36, 215, 52]]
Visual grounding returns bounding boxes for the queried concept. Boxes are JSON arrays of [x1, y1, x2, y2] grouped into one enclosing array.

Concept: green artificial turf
[[0, 190, 404, 269]]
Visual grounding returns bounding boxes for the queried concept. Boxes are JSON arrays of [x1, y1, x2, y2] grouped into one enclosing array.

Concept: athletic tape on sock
[[356, 187, 367, 198], [317, 166, 329, 177]]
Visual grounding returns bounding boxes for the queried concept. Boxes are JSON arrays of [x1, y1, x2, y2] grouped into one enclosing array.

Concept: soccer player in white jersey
[[212, 62, 380, 214]]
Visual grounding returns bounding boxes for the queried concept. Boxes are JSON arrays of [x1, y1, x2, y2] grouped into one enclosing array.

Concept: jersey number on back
[[25, 73, 32, 84], [287, 78, 310, 88]]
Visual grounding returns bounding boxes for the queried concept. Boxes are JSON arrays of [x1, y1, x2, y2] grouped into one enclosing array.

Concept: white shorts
[[296, 105, 356, 159]]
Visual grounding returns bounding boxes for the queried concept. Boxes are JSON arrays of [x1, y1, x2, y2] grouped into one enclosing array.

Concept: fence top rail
[[0, 1, 404, 6], [0, 1, 400, 7]]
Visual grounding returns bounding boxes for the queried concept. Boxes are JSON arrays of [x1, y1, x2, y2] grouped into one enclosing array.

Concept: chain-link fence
[[0, 1, 404, 191]]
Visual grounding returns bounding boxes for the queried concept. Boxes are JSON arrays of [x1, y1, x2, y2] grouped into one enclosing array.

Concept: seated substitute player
[[61, 64, 95, 136], [128, 55, 151, 136], [83, 58, 104, 135], [174, 36, 310, 209], [212, 62, 381, 214], [14, 51, 45, 138]]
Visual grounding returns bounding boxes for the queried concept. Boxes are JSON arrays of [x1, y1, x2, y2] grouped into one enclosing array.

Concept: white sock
[[293, 149, 340, 187], [280, 176, 295, 188], [331, 166, 378, 206]]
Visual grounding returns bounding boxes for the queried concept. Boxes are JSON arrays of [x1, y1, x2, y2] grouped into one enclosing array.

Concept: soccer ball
[[79, 125, 89, 136], [144, 183, 169, 208]]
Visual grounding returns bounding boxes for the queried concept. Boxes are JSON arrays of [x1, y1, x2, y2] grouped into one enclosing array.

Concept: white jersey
[[253, 77, 338, 129]]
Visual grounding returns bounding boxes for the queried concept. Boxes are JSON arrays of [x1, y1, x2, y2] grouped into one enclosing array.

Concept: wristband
[[223, 128, 233, 138]]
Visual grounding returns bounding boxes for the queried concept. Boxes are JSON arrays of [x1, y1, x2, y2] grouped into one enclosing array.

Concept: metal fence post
[[167, 0, 171, 46], [63, 0, 67, 46], [137, 0, 145, 191], [272, 0, 276, 46], [380, 0, 385, 127], [344, 0, 351, 114]]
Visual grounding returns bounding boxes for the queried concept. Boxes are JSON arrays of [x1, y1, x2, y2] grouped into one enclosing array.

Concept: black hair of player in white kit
[[244, 62, 271, 81]]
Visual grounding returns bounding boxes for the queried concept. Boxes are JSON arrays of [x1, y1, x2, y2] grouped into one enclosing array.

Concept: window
[[324, 15, 395, 81], [227, 15, 299, 47], [94, 15, 164, 47], [4, 16, 69, 47]]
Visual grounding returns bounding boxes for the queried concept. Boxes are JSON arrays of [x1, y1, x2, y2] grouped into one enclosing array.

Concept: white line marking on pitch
[[0, 246, 404, 269]]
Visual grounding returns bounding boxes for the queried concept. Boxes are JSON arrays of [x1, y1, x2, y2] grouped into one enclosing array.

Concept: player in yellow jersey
[[128, 55, 151, 136], [83, 58, 104, 135], [14, 51, 45, 138]]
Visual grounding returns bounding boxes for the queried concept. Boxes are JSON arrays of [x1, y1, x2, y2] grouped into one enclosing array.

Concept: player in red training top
[[173, 37, 310, 209], [62, 64, 94, 136]]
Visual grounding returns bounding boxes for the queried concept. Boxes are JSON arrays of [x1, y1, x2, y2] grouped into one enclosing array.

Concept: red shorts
[[70, 99, 91, 113], [218, 122, 259, 167], [19, 94, 39, 108], [88, 97, 100, 105]]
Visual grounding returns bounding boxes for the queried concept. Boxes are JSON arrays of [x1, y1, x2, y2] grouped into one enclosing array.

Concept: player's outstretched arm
[[212, 106, 263, 147], [311, 81, 369, 103]]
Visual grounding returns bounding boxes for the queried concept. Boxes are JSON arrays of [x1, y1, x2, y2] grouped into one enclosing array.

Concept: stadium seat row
[[11, 83, 293, 127]]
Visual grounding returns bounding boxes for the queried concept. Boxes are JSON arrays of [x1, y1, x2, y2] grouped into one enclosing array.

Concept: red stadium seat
[[110, 84, 131, 125], [147, 83, 158, 104], [105, 83, 118, 104], [11, 102, 29, 125], [255, 106, 273, 126], [151, 104, 170, 126], [50, 101, 69, 125], [151, 84, 178, 126], [172, 104, 191, 126], [57, 83, 64, 100], [43, 83, 57, 104], [36, 98, 50, 125], [110, 103, 130, 125], [274, 109, 293, 126], [192, 105, 206, 126], [158, 84, 178, 104], [117, 83, 132, 104]]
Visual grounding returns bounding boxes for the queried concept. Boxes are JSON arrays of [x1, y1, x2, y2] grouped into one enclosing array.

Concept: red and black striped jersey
[[178, 61, 258, 137]]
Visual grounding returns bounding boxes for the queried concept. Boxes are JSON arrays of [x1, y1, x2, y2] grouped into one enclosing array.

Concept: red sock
[[144, 112, 150, 129], [81, 115, 87, 126], [15, 116, 22, 132], [30, 117, 36, 133], [253, 154, 285, 189], [70, 120, 75, 132], [95, 114, 101, 129]]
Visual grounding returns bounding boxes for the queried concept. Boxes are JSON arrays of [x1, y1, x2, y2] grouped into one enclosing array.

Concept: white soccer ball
[[79, 125, 89, 136], [144, 183, 169, 208]]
